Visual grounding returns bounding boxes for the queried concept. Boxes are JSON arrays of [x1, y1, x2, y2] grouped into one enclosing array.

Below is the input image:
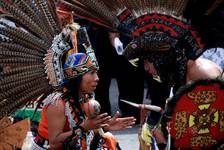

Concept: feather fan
[[0, 0, 62, 119]]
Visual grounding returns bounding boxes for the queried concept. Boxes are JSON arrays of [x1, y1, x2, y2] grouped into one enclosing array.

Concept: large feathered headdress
[[58, 0, 224, 88], [0, 0, 59, 119], [59, 0, 224, 57], [0, 0, 98, 119]]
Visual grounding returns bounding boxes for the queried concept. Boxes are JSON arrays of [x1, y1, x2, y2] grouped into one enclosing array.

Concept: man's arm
[[186, 58, 223, 83]]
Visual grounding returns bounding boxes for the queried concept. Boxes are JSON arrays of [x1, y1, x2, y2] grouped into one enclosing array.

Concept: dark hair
[[61, 76, 83, 111], [146, 47, 188, 91], [146, 50, 176, 83]]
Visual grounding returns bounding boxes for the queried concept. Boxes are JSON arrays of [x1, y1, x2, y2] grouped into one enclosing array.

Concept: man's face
[[144, 60, 162, 82], [144, 60, 158, 75]]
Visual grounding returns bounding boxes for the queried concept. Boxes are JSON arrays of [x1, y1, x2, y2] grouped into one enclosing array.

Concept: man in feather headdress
[[121, 1, 224, 149], [55, 0, 224, 149]]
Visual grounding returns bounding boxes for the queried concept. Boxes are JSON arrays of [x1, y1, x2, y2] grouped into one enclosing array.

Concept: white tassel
[[114, 37, 124, 55]]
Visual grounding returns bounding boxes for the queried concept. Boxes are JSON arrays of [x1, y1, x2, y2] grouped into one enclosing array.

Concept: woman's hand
[[81, 113, 111, 130], [104, 111, 136, 131]]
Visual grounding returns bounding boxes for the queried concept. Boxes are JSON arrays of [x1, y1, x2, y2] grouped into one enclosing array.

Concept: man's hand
[[152, 128, 167, 144]]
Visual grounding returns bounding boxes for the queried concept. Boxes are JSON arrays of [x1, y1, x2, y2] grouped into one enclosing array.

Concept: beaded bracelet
[[72, 122, 85, 136]]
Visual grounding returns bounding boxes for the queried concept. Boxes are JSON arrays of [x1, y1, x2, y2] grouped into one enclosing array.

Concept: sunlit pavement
[[112, 125, 140, 150]]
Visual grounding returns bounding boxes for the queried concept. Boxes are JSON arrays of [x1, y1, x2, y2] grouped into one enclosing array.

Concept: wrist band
[[72, 122, 85, 136], [78, 123, 86, 131], [84, 120, 94, 130], [102, 127, 108, 132]]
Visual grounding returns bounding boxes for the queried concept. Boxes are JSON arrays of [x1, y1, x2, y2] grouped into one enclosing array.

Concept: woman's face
[[79, 69, 99, 94]]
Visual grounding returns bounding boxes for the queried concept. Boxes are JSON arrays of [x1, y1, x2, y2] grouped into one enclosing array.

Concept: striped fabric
[[31, 140, 48, 150]]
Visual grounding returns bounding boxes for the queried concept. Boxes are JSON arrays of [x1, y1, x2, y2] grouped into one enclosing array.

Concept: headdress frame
[[44, 23, 98, 88]]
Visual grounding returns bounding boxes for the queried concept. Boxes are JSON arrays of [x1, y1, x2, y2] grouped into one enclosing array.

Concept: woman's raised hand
[[81, 113, 111, 130], [104, 111, 136, 131]]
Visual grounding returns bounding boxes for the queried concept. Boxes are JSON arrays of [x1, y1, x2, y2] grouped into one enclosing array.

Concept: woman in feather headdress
[[31, 24, 135, 150]]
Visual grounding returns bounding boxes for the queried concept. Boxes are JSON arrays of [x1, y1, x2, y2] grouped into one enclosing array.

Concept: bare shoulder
[[46, 97, 65, 118], [187, 58, 223, 82]]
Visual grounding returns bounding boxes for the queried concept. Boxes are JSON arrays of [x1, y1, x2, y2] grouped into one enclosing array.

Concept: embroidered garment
[[33, 92, 95, 150], [161, 79, 224, 149]]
